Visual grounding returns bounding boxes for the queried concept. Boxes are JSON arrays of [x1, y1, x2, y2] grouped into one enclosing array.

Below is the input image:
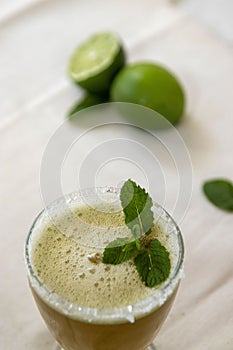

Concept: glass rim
[[25, 186, 184, 324]]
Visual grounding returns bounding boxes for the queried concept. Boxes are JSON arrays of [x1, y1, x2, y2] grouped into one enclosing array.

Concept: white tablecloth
[[0, 1, 233, 349]]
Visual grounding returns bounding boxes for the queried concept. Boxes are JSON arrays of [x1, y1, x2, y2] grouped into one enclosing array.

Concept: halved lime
[[110, 62, 185, 125], [68, 32, 125, 94]]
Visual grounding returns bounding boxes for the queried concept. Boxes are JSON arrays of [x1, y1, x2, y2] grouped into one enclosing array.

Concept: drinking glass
[[25, 187, 184, 350]]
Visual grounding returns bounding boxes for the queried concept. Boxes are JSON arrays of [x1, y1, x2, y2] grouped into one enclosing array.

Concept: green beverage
[[25, 187, 184, 350]]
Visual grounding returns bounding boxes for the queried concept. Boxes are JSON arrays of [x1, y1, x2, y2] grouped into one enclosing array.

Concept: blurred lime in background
[[68, 32, 125, 94], [110, 62, 185, 125], [68, 93, 109, 118], [67, 33, 185, 126]]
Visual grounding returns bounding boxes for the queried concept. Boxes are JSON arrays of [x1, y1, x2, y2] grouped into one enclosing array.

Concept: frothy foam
[[31, 202, 179, 309]]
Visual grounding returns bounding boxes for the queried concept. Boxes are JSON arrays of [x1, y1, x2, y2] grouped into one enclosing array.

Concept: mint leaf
[[103, 237, 138, 265], [134, 239, 171, 287], [120, 179, 154, 236], [203, 179, 233, 212]]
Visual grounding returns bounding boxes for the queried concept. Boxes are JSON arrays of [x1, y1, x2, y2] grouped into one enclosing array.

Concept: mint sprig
[[102, 179, 171, 288]]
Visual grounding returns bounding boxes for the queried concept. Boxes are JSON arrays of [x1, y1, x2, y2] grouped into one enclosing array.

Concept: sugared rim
[[25, 187, 184, 324]]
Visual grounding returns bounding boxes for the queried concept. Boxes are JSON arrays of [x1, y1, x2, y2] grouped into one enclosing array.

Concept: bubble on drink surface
[[31, 203, 180, 309]]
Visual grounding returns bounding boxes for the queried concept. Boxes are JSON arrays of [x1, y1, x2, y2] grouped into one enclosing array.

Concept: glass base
[[146, 344, 157, 350], [53, 344, 157, 350], [52, 344, 63, 350]]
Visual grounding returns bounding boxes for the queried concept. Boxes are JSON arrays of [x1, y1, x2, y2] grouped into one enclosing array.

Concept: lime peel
[[110, 62, 185, 125]]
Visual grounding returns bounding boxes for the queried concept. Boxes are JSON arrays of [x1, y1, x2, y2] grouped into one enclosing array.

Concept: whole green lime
[[68, 32, 125, 94], [110, 62, 185, 125]]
